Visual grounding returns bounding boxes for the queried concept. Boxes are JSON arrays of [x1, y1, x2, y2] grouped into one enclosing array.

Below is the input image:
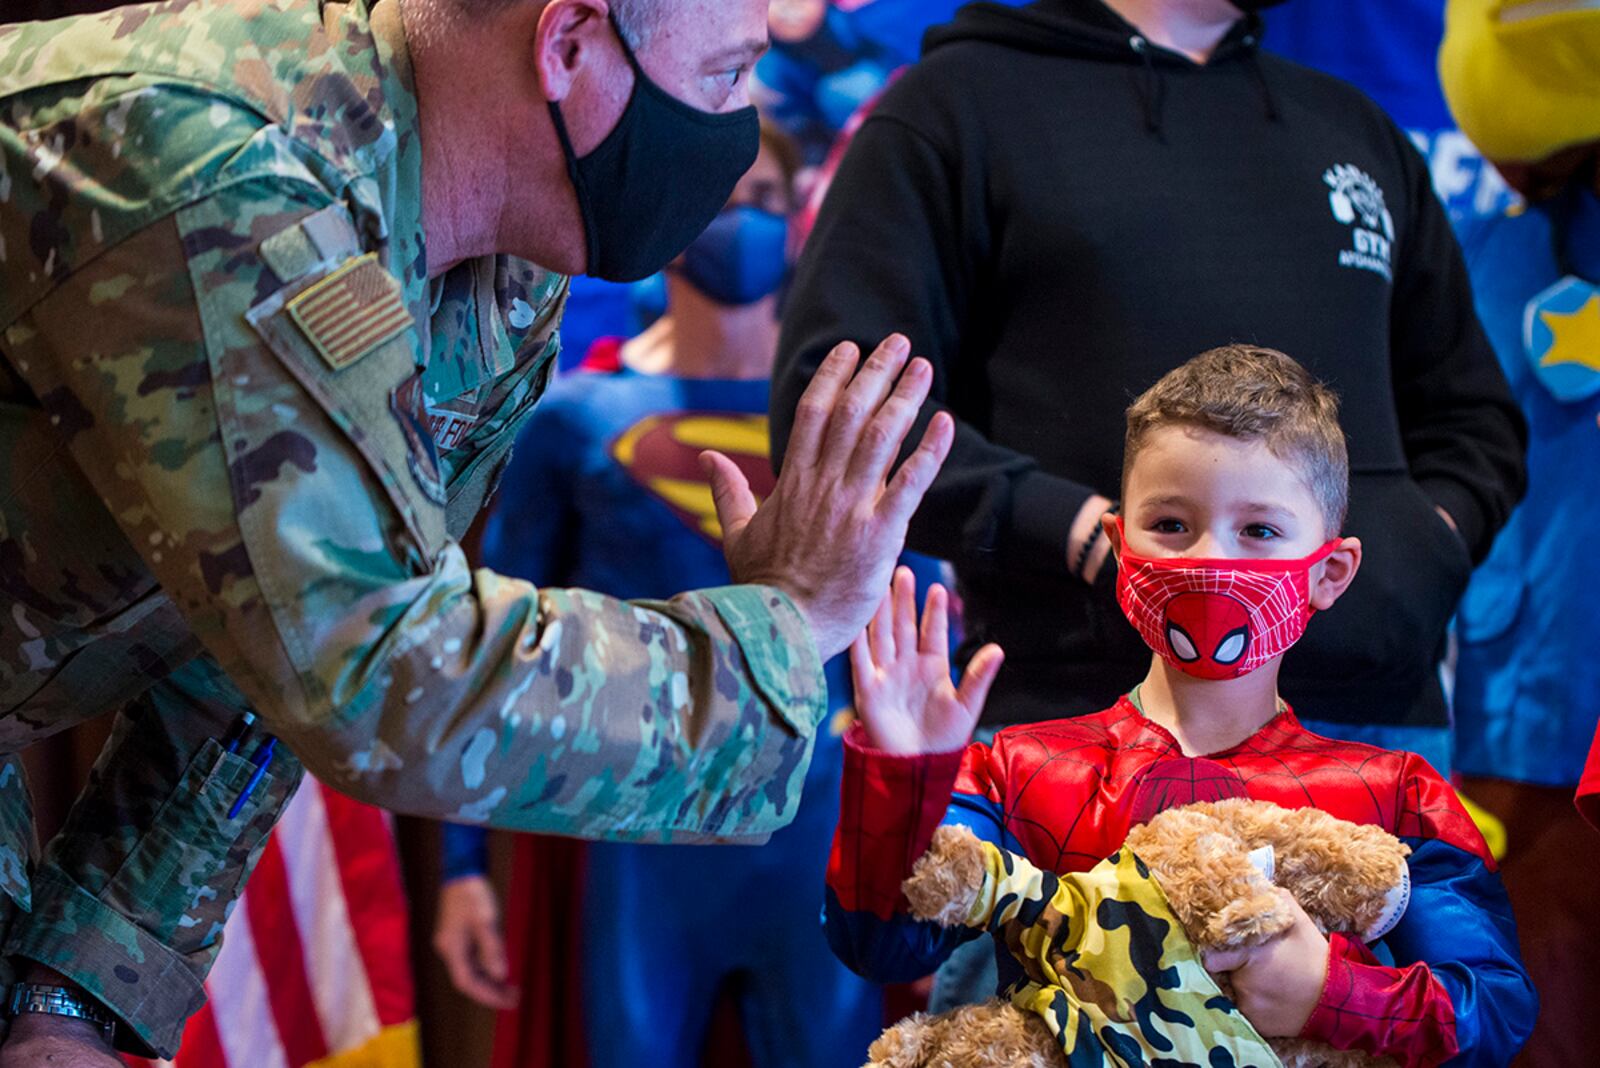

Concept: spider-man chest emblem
[[1164, 592, 1252, 680], [1129, 757, 1249, 825]]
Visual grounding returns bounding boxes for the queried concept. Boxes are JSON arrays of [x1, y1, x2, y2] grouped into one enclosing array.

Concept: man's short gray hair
[[436, 0, 668, 49]]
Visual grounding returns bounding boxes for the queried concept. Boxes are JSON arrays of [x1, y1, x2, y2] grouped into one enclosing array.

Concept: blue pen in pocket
[[228, 736, 277, 820], [220, 713, 256, 755]]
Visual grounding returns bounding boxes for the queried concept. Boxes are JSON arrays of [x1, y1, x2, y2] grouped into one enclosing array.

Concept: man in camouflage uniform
[[0, 0, 954, 1060]]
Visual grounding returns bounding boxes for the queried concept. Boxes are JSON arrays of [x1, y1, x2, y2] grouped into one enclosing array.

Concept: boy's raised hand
[[849, 566, 1004, 755]]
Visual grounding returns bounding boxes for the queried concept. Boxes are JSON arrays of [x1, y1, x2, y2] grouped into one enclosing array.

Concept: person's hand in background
[[433, 875, 518, 1011]]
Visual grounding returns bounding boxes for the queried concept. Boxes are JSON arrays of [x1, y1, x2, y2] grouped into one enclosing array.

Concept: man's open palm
[[703, 335, 954, 660]]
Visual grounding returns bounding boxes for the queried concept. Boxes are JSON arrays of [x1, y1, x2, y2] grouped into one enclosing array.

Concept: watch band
[[1073, 500, 1119, 580], [6, 982, 116, 1044]]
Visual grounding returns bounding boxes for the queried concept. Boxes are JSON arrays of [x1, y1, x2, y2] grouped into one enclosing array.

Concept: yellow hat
[[1440, 0, 1600, 164]]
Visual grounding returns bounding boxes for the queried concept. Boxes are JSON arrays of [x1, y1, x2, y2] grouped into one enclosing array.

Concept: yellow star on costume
[[1538, 293, 1600, 372]]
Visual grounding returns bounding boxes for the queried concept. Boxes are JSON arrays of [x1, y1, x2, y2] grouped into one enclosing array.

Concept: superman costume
[[444, 363, 942, 1068], [824, 692, 1535, 1067]]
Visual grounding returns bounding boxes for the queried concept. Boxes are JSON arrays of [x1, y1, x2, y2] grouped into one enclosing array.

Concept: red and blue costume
[[825, 697, 1535, 1066]]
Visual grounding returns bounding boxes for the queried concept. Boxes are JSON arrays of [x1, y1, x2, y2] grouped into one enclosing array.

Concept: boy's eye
[[1242, 523, 1280, 540], [1152, 518, 1187, 534]]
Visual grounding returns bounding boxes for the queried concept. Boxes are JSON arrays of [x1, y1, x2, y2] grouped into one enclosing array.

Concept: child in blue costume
[[1438, 3, 1600, 1062], [434, 124, 930, 1068]]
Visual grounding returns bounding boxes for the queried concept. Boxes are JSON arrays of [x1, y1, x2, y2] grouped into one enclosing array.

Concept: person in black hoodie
[[773, 0, 1525, 771]]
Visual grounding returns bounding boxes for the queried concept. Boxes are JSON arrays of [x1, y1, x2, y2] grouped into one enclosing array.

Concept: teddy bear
[[867, 798, 1411, 1068]]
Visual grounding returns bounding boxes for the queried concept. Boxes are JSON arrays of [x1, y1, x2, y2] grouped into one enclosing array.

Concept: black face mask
[[547, 16, 760, 283]]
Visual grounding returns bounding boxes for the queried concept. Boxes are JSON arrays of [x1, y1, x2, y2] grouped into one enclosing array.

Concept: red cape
[[1578, 726, 1600, 831]]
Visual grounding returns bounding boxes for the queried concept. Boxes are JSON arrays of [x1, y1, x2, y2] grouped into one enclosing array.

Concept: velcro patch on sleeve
[[286, 253, 413, 372]]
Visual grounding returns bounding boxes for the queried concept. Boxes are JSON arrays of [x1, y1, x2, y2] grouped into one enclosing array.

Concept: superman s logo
[[610, 411, 777, 546]]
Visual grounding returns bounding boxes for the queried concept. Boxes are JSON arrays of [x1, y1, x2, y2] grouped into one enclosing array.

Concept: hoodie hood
[[923, 0, 1275, 134], [924, 0, 1264, 65]]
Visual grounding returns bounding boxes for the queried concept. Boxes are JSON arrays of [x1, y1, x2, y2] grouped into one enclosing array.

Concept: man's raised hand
[[849, 567, 1003, 755], [702, 334, 954, 659]]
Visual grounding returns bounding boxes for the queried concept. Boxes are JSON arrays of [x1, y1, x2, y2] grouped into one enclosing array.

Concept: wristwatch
[[6, 982, 117, 1045]]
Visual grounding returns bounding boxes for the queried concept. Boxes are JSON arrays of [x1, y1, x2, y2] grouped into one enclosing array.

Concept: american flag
[[127, 779, 420, 1068]]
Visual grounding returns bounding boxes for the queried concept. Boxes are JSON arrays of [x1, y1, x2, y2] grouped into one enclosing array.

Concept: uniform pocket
[[101, 737, 299, 946], [179, 188, 451, 691], [243, 256, 447, 562]]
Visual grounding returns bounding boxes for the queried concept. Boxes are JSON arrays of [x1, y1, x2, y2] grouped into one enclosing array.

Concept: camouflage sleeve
[[2, 658, 303, 1059], [9, 177, 827, 843]]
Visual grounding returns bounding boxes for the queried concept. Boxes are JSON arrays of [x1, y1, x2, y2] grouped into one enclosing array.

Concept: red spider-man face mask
[[1114, 518, 1341, 680]]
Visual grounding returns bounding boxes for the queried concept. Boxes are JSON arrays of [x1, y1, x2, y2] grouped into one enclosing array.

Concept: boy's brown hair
[[1122, 345, 1349, 532]]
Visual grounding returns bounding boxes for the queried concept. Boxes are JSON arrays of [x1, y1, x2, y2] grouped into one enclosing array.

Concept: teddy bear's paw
[[943, 1001, 1061, 1067], [904, 825, 987, 927], [867, 1000, 1059, 1068], [865, 1011, 942, 1068], [1207, 884, 1297, 948]]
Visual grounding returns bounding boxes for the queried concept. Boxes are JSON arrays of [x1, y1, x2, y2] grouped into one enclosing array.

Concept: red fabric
[[827, 723, 967, 919], [1462, 775, 1600, 1066], [488, 834, 590, 1068], [487, 834, 757, 1068], [577, 336, 624, 374], [1302, 932, 1459, 1067], [1577, 725, 1600, 831], [956, 698, 1492, 874]]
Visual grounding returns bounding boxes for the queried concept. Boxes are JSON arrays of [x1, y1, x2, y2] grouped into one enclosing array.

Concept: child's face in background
[[1119, 424, 1331, 562]]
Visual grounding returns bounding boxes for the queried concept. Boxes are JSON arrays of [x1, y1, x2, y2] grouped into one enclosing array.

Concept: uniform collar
[[363, 0, 429, 292]]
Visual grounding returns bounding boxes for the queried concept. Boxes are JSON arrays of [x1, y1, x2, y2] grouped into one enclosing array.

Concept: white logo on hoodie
[[1324, 164, 1394, 282]]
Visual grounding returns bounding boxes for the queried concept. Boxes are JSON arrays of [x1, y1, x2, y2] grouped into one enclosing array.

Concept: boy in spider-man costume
[[826, 345, 1534, 1066]]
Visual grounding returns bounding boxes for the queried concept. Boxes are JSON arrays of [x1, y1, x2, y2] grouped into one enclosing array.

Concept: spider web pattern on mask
[[1122, 562, 1308, 673]]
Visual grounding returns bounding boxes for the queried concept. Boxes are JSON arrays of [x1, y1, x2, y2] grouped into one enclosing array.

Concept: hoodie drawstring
[[1241, 35, 1281, 123], [1129, 36, 1166, 136], [1128, 32, 1280, 136]]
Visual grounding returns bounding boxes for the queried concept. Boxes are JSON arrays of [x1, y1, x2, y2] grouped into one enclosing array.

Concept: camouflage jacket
[[0, 0, 826, 842]]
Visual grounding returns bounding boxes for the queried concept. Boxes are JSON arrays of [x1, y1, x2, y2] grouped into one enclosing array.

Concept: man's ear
[[1102, 511, 1123, 564], [533, 0, 612, 103], [1309, 535, 1361, 611]]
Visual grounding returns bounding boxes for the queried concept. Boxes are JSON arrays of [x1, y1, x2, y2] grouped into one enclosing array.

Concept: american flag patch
[[286, 253, 413, 371]]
